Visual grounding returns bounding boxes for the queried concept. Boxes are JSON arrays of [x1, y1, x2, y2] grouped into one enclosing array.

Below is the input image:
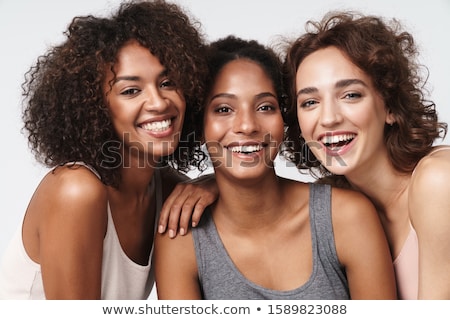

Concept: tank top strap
[[308, 183, 340, 262], [308, 183, 332, 232], [63, 161, 163, 215], [62, 161, 101, 180]]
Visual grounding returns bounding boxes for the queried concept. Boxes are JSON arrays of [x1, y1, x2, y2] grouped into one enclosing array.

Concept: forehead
[[113, 41, 162, 71], [212, 59, 275, 91], [296, 46, 372, 88]]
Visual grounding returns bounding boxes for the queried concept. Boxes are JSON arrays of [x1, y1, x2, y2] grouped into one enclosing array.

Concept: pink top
[[395, 147, 450, 299], [393, 225, 418, 299]]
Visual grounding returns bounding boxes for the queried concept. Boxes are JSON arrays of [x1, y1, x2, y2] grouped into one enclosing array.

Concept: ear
[[385, 110, 396, 126]]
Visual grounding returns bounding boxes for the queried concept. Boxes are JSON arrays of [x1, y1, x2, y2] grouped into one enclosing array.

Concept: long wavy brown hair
[[22, 0, 208, 187], [283, 11, 447, 181]]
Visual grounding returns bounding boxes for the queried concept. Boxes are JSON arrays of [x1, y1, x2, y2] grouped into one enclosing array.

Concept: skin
[[21, 41, 204, 299], [296, 46, 450, 299], [158, 173, 217, 238], [154, 58, 396, 300]]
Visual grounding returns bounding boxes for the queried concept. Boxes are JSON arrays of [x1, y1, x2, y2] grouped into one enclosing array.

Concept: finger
[[191, 196, 215, 227], [166, 190, 194, 238], [178, 197, 202, 235], [158, 185, 183, 234]]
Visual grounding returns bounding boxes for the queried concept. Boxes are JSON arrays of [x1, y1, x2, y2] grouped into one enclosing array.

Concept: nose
[[319, 98, 343, 127], [143, 86, 170, 112], [233, 108, 259, 135]]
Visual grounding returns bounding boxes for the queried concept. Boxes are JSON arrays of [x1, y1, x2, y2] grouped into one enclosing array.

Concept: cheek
[[203, 118, 225, 143], [108, 106, 132, 134]]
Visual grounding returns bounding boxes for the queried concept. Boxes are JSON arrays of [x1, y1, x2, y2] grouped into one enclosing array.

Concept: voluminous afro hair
[[22, 0, 208, 187]]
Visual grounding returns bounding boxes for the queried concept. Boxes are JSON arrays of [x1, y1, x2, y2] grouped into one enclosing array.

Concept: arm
[[409, 149, 450, 299], [153, 229, 202, 299], [158, 167, 218, 238], [332, 188, 397, 300], [31, 167, 108, 299]]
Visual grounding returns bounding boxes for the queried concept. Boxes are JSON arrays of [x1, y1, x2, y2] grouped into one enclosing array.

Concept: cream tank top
[[0, 163, 162, 299]]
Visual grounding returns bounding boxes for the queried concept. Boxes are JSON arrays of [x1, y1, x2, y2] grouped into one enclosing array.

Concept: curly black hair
[[283, 11, 448, 179], [22, 0, 208, 187]]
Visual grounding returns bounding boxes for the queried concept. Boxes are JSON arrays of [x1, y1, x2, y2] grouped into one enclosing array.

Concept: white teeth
[[141, 119, 171, 132], [230, 145, 262, 153], [321, 133, 356, 145]]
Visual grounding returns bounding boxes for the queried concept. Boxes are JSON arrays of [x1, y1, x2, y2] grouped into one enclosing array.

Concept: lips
[[139, 118, 172, 132], [320, 133, 356, 151], [228, 144, 263, 154]]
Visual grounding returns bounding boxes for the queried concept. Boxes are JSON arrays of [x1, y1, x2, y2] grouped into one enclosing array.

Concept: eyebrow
[[113, 76, 140, 83], [296, 78, 368, 97], [113, 69, 168, 84], [209, 92, 277, 103], [209, 93, 235, 102]]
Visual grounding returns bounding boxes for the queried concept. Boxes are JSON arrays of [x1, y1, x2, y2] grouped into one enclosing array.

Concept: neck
[[212, 171, 284, 229], [113, 151, 157, 199], [346, 166, 410, 218]]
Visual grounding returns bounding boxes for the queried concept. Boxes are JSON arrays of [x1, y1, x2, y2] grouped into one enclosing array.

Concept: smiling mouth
[[321, 133, 355, 151], [140, 118, 172, 132], [227, 144, 264, 154]]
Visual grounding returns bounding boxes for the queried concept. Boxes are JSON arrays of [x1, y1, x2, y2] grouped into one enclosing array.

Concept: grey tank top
[[192, 183, 350, 299]]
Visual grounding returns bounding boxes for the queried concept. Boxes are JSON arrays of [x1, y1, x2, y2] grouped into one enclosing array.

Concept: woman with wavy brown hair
[[283, 11, 449, 299], [0, 0, 216, 299]]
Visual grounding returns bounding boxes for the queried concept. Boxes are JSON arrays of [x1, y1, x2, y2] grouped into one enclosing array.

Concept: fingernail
[[192, 221, 197, 227], [180, 228, 185, 236], [158, 225, 165, 234], [169, 229, 175, 238]]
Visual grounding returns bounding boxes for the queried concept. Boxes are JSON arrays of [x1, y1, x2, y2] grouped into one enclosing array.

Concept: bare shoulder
[[154, 227, 197, 282], [24, 164, 109, 266], [33, 165, 108, 222], [42, 165, 106, 201], [331, 187, 379, 228], [155, 225, 194, 252], [331, 186, 377, 219], [154, 225, 199, 298], [409, 146, 450, 224], [411, 146, 450, 187]]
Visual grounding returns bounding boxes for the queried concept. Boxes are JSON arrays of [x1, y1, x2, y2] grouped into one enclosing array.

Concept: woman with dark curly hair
[[283, 11, 450, 299], [0, 0, 216, 299]]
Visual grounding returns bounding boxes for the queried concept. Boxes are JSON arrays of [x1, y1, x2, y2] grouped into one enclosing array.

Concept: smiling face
[[295, 46, 394, 177], [203, 59, 284, 182], [104, 41, 186, 166]]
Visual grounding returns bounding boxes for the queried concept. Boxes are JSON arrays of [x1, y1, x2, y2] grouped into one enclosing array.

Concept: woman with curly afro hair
[[0, 0, 217, 299], [283, 11, 449, 299]]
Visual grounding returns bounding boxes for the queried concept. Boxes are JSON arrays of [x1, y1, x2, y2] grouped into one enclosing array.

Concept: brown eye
[[215, 105, 231, 113], [121, 88, 140, 95]]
